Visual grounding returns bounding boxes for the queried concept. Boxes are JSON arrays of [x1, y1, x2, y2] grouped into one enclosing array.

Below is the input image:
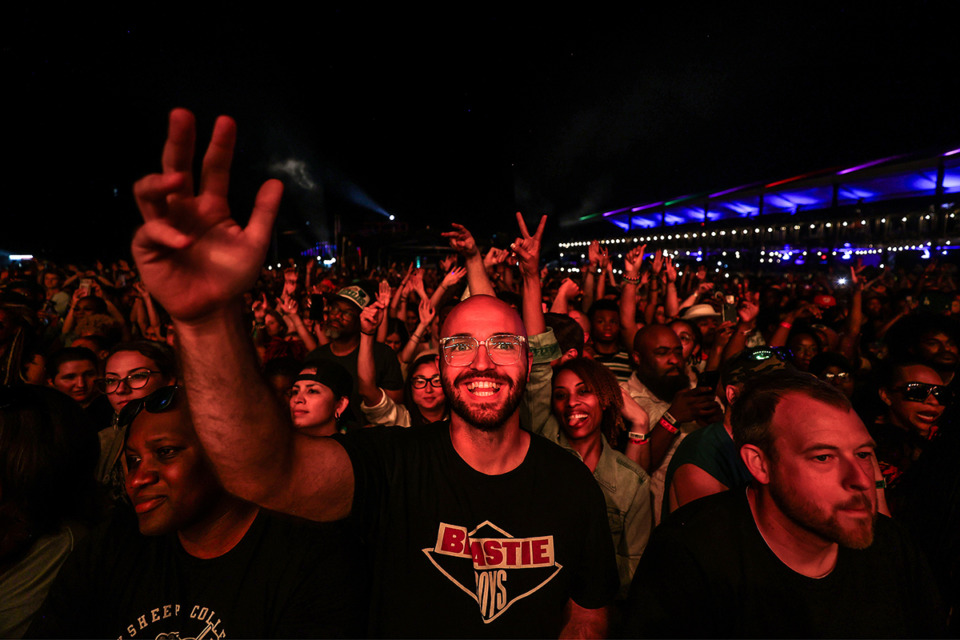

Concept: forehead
[[894, 364, 942, 385], [554, 368, 585, 389], [591, 309, 619, 321], [921, 331, 955, 344], [76, 299, 98, 310], [412, 360, 439, 377], [127, 406, 195, 449], [640, 327, 681, 352], [107, 351, 157, 374], [441, 296, 524, 339], [770, 392, 869, 452], [56, 358, 97, 374]]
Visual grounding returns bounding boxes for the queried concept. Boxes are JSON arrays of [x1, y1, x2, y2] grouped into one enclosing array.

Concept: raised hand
[[377, 280, 391, 306], [277, 296, 299, 317], [132, 109, 283, 322], [664, 256, 678, 283], [418, 297, 436, 326], [484, 247, 510, 270], [587, 240, 601, 267], [510, 212, 547, 281], [442, 223, 480, 258], [557, 277, 581, 301], [439, 254, 456, 273], [623, 244, 646, 275], [651, 249, 664, 276], [441, 266, 467, 289], [252, 294, 268, 322], [360, 301, 385, 335], [737, 291, 760, 325]]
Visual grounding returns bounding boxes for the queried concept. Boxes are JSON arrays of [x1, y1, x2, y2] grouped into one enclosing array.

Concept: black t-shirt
[[27, 509, 364, 638], [308, 342, 403, 425], [625, 489, 944, 638], [336, 421, 619, 638]]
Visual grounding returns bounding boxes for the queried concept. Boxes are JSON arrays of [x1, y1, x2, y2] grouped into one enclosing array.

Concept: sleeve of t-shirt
[[374, 344, 404, 391], [334, 426, 403, 536]]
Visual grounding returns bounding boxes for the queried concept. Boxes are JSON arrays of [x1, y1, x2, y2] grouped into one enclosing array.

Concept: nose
[[472, 343, 494, 371], [923, 391, 942, 406], [127, 461, 159, 491], [842, 454, 873, 492]]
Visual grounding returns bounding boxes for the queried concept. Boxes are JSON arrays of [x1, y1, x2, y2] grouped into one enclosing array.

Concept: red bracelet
[[658, 416, 679, 434]]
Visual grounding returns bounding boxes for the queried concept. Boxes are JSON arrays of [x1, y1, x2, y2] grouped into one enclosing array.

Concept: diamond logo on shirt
[[423, 520, 563, 624]]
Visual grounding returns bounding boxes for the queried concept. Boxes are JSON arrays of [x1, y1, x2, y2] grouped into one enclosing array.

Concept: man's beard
[[323, 325, 341, 340], [768, 470, 876, 550], [441, 369, 525, 432], [638, 369, 689, 402]]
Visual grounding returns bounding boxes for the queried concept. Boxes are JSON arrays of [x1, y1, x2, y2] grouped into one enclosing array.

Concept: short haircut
[[587, 298, 620, 320], [876, 358, 936, 389], [106, 340, 178, 379], [554, 357, 624, 446], [46, 347, 98, 380], [731, 371, 851, 454], [544, 312, 585, 357]]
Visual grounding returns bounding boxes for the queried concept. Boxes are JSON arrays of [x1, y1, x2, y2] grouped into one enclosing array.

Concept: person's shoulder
[[660, 488, 746, 535], [608, 446, 649, 485]]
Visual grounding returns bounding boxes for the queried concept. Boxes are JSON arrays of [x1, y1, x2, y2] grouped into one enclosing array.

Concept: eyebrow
[[800, 440, 875, 454]]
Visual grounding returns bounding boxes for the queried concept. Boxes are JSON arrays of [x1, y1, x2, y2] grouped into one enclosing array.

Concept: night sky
[[5, 4, 959, 262]]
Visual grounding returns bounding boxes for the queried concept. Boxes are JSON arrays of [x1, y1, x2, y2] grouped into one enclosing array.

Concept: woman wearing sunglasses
[[874, 361, 952, 515]]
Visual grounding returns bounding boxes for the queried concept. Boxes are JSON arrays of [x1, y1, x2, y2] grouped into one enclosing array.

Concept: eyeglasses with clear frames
[[440, 333, 527, 367], [97, 368, 160, 394]]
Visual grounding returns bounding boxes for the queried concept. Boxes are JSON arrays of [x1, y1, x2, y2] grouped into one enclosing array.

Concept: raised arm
[[131, 109, 352, 522], [357, 301, 386, 408], [512, 212, 547, 337], [619, 245, 645, 347], [442, 223, 495, 297]]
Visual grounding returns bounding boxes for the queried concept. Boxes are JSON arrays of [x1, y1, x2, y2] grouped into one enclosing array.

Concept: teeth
[[466, 380, 501, 396], [567, 412, 588, 422]]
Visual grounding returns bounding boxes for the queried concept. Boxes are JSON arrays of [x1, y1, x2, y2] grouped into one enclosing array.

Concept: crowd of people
[[0, 108, 957, 637]]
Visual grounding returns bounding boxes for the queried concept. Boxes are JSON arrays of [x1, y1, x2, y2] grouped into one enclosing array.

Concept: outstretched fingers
[[161, 108, 198, 196], [245, 179, 284, 251], [200, 115, 237, 198]]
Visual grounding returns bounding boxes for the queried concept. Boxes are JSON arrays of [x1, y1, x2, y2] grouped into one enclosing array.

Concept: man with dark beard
[[625, 371, 944, 638], [127, 109, 617, 638], [623, 325, 721, 523]]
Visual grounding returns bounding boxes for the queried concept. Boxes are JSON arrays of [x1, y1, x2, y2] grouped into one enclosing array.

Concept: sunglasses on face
[[117, 385, 179, 427], [894, 382, 953, 404]]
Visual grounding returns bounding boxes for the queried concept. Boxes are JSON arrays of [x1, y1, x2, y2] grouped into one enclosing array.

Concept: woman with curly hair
[[549, 357, 653, 600]]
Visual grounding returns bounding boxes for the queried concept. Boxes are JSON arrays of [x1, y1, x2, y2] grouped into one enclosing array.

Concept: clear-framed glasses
[[411, 375, 442, 389], [440, 333, 527, 367], [97, 368, 160, 393]]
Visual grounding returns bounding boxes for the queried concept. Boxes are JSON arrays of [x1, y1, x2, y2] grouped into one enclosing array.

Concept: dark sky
[[4, 4, 959, 261]]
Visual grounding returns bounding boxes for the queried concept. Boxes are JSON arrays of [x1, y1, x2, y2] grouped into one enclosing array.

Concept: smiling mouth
[[465, 380, 502, 397], [134, 497, 166, 514], [566, 411, 590, 426]]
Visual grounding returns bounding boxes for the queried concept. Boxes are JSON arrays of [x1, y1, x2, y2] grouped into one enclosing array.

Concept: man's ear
[[334, 396, 350, 420], [740, 444, 770, 485], [724, 384, 739, 407], [878, 387, 893, 407], [561, 348, 579, 364], [631, 352, 641, 368]]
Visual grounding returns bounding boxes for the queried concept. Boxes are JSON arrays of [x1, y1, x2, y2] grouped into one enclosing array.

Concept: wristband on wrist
[[658, 411, 679, 434], [627, 431, 649, 444], [779, 321, 793, 329], [360, 330, 377, 336]]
